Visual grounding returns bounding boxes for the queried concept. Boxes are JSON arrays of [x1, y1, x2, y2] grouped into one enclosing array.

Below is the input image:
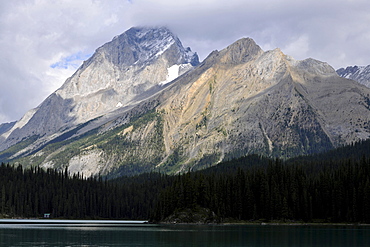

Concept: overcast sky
[[1, 0, 369, 123]]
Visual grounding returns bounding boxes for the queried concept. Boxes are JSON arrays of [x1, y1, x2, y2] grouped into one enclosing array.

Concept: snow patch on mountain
[[159, 63, 193, 86]]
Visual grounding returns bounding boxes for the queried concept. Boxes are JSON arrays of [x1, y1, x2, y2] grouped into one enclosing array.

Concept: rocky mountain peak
[[219, 38, 263, 65], [97, 26, 199, 67], [55, 26, 200, 105]]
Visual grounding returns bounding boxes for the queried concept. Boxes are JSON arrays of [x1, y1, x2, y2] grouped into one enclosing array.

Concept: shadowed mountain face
[[1, 28, 369, 177]]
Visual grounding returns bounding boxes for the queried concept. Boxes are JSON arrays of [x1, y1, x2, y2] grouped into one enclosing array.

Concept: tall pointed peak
[[96, 26, 198, 67]]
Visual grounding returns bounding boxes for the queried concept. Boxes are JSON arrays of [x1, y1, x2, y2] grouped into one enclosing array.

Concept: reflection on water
[[0, 223, 369, 246]]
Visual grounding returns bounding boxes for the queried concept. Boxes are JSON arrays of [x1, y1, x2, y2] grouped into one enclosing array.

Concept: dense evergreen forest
[[0, 165, 164, 219], [0, 139, 369, 223]]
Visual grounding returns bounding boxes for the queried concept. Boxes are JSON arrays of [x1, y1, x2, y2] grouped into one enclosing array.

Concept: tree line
[[153, 155, 370, 223], [0, 139, 369, 223]]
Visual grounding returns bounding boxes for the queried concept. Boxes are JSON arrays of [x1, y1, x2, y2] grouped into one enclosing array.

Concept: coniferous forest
[[0, 140, 369, 223]]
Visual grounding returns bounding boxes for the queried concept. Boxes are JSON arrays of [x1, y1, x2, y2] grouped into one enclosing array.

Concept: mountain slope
[[1, 31, 370, 177], [337, 65, 370, 88]]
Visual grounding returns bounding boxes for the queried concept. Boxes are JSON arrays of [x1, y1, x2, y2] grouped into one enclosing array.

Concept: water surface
[[0, 221, 369, 246]]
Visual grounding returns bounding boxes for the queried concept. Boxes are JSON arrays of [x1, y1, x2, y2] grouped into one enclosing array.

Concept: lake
[[0, 220, 369, 246]]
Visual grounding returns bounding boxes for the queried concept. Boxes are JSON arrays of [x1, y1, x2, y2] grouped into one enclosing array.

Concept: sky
[[1, 0, 370, 123]]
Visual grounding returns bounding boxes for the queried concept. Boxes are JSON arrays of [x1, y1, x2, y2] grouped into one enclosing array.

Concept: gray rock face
[[0, 27, 199, 152], [337, 65, 370, 88]]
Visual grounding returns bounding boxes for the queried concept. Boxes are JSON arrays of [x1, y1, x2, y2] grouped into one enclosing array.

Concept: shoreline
[[1, 218, 369, 227], [157, 220, 370, 226], [220, 222, 370, 226], [0, 219, 149, 225]]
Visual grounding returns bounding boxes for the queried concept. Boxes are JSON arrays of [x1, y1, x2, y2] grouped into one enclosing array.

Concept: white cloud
[[1, 0, 370, 123], [104, 14, 119, 26], [281, 35, 310, 61]]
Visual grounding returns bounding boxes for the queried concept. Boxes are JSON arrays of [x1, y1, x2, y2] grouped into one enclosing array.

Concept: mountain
[[148, 39, 370, 172], [0, 28, 369, 177], [0, 26, 199, 153], [336, 65, 370, 88]]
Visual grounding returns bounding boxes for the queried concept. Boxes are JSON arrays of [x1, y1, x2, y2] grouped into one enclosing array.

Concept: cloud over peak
[[0, 0, 370, 123]]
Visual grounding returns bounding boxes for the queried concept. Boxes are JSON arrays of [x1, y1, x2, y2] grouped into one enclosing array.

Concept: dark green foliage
[[0, 139, 370, 223], [153, 154, 370, 223], [0, 164, 162, 219]]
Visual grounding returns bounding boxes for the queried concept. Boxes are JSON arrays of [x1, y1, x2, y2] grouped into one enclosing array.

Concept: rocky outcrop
[[162, 207, 219, 224]]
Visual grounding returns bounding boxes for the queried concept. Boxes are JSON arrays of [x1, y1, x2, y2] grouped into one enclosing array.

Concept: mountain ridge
[[1, 27, 369, 177], [152, 41, 366, 171]]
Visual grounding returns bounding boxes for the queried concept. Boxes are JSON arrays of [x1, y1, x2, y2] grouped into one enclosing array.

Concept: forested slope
[[0, 140, 369, 223]]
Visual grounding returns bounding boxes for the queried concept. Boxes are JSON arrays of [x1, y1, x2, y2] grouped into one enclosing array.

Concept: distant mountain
[[0, 122, 15, 136], [336, 65, 370, 88], [0, 27, 369, 177]]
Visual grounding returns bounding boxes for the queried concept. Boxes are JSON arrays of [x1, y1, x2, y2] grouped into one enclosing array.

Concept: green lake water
[[0, 222, 369, 246]]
